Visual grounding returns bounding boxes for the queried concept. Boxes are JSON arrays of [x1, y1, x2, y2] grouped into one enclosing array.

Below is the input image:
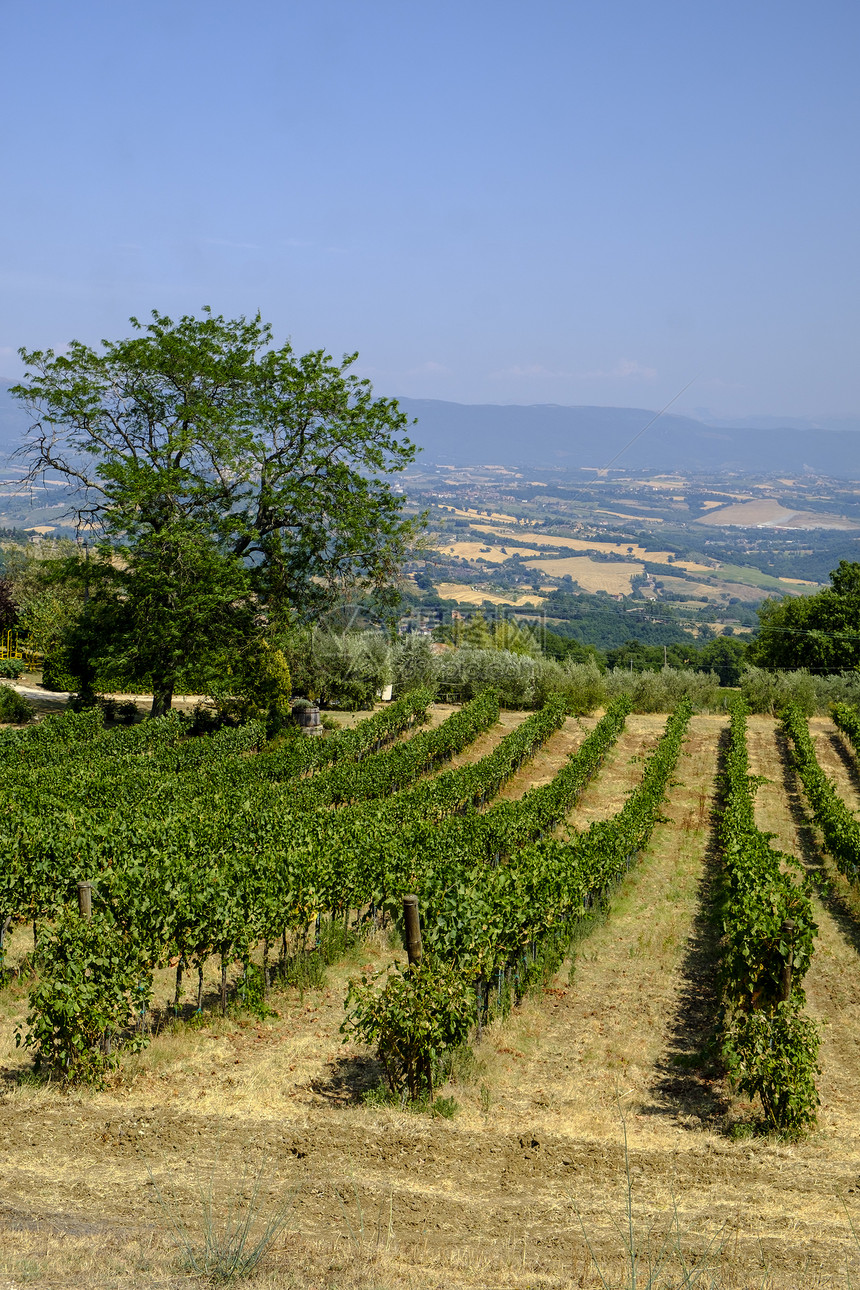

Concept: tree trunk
[[197, 963, 204, 1010], [174, 959, 184, 1010], [220, 954, 228, 1016], [151, 679, 175, 719]]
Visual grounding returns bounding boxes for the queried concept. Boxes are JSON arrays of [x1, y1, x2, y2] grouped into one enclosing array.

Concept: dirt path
[[442, 707, 530, 772], [567, 714, 668, 828], [494, 714, 598, 802], [478, 715, 724, 1142], [809, 715, 860, 813]]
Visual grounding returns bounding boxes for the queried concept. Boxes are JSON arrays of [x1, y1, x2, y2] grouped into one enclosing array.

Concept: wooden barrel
[[296, 704, 322, 735]]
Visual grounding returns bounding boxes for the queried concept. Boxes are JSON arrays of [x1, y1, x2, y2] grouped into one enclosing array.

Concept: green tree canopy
[[749, 561, 860, 674], [10, 309, 418, 714]]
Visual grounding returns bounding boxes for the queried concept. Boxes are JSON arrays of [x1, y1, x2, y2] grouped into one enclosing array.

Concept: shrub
[[435, 647, 536, 707], [739, 666, 860, 716], [605, 666, 722, 712], [300, 629, 393, 709], [0, 683, 34, 723], [17, 909, 152, 1085], [344, 959, 475, 1101], [532, 657, 605, 715], [0, 658, 26, 679], [741, 666, 818, 716], [210, 639, 293, 734], [723, 999, 820, 1137], [41, 654, 78, 692]]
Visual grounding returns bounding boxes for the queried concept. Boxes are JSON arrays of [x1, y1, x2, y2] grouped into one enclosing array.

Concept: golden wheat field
[[433, 582, 547, 606], [522, 555, 643, 594]]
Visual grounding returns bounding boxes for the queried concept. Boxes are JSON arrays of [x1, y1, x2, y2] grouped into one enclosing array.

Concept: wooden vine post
[[403, 895, 423, 966], [77, 882, 93, 921], [402, 894, 431, 1098], [778, 918, 796, 1003]]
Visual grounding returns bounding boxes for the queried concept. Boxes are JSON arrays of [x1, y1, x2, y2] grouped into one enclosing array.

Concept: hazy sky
[[2, 1, 858, 419]]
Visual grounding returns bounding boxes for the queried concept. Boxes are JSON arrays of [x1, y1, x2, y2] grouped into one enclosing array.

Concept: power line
[[597, 376, 700, 476]]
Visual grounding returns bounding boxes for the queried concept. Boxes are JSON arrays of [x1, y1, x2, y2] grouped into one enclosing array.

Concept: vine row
[[782, 701, 860, 883], [345, 701, 690, 1098], [716, 698, 819, 1134]]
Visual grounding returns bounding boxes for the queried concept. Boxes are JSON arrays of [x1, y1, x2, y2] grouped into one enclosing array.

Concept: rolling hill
[[3, 380, 860, 478], [397, 397, 860, 476]]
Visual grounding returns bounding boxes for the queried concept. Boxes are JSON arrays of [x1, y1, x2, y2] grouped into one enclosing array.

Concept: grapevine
[[717, 698, 820, 1135]]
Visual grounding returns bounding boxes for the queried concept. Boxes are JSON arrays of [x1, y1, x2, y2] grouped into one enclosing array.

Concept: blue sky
[[1, 1, 858, 419]]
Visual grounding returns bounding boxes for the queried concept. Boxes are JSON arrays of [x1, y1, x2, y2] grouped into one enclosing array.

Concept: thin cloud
[[489, 358, 657, 382], [577, 358, 658, 381], [204, 238, 261, 250], [488, 363, 568, 379], [407, 360, 451, 376]]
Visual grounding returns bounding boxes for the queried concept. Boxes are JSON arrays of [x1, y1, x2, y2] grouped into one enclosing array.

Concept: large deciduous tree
[[11, 309, 418, 715], [749, 561, 860, 674]]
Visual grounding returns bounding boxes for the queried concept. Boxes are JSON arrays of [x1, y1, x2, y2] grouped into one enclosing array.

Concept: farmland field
[[697, 499, 860, 529], [522, 555, 642, 593], [4, 705, 860, 1288], [434, 540, 545, 564], [434, 581, 547, 606], [469, 522, 715, 571]]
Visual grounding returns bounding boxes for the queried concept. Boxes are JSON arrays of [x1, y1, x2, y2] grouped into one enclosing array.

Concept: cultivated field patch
[[698, 499, 860, 529], [434, 581, 547, 606], [434, 539, 544, 563], [522, 555, 642, 594]]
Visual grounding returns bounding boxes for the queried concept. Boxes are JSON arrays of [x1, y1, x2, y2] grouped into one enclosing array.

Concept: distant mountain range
[[396, 399, 860, 476], [2, 380, 859, 478], [699, 412, 860, 434]]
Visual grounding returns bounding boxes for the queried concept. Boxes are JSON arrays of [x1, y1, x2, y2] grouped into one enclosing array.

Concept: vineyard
[[4, 696, 860, 1287]]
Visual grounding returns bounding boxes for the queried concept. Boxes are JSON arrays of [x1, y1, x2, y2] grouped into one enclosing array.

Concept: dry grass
[[523, 556, 643, 594], [444, 506, 521, 524], [493, 715, 599, 804], [469, 716, 722, 1144], [434, 582, 546, 606], [595, 509, 665, 523], [470, 524, 715, 573], [745, 717, 860, 1143], [326, 702, 459, 733], [435, 540, 543, 564]]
